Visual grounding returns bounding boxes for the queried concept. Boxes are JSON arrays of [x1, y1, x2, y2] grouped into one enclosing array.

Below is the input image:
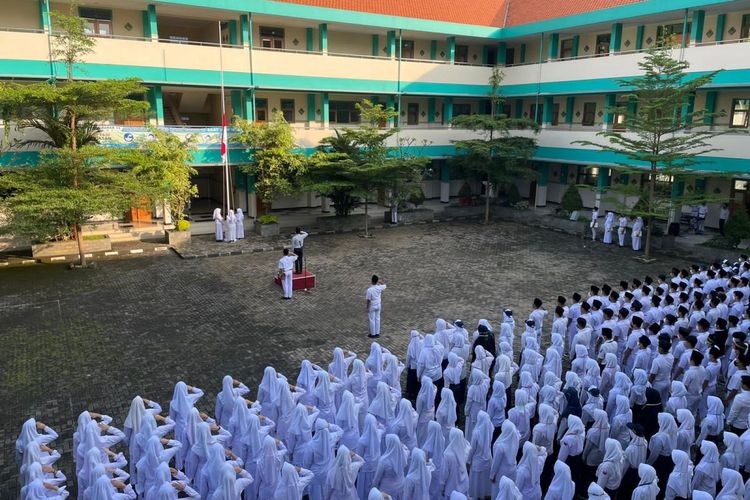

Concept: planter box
[[254, 222, 280, 237], [166, 230, 191, 246], [32, 236, 112, 258], [382, 208, 435, 224], [314, 214, 372, 233]]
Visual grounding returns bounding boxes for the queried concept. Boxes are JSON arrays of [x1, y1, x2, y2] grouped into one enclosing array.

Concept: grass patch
[[700, 235, 737, 250], [83, 234, 106, 241]]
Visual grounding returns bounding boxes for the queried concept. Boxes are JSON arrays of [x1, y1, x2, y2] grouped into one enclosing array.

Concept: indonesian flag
[[220, 114, 228, 162]]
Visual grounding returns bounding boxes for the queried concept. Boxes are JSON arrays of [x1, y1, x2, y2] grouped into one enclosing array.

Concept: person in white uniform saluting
[[366, 275, 387, 338], [278, 248, 298, 300], [291, 227, 308, 274]]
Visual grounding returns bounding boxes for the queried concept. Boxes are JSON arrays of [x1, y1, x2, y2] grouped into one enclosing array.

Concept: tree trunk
[[364, 195, 369, 236], [484, 173, 491, 224], [644, 162, 657, 259], [75, 223, 86, 267]]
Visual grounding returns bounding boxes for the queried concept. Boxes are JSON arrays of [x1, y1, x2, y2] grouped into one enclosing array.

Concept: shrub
[[458, 182, 472, 199], [258, 214, 278, 225], [176, 219, 191, 232], [725, 208, 750, 247], [512, 200, 529, 210], [561, 184, 584, 212], [408, 188, 425, 208], [507, 183, 522, 206]]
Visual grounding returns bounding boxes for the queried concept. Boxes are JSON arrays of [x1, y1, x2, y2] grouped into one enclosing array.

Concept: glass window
[[505, 47, 515, 65], [741, 14, 750, 39], [259, 27, 284, 49], [401, 40, 414, 59], [613, 101, 628, 130], [577, 166, 599, 186], [329, 101, 361, 124], [656, 23, 691, 47], [560, 38, 574, 59], [79, 8, 112, 37], [455, 45, 469, 63], [552, 103, 560, 126], [730, 99, 750, 128], [582, 102, 597, 126], [256, 98, 268, 122], [486, 46, 497, 65], [407, 103, 419, 125], [281, 99, 295, 123], [595, 34, 611, 55]]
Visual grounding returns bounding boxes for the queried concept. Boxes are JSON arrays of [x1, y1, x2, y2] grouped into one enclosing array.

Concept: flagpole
[[218, 21, 231, 215]]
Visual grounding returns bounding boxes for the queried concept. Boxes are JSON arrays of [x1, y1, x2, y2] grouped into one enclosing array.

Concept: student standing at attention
[[277, 248, 298, 300], [291, 227, 308, 274], [367, 275, 387, 338]]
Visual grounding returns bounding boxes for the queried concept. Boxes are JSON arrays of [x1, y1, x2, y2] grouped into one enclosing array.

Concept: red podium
[[274, 271, 317, 290]]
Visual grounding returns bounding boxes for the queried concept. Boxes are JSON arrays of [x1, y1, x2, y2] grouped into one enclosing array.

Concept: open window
[[259, 27, 285, 49], [79, 7, 112, 37]]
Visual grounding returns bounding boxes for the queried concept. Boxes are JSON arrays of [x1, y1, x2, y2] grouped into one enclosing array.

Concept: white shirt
[[366, 284, 387, 310], [292, 231, 308, 249], [720, 206, 730, 220], [728, 390, 750, 430], [278, 254, 297, 274]]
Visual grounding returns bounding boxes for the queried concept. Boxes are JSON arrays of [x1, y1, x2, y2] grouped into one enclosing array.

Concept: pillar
[[535, 163, 549, 208], [444, 97, 454, 125], [39, 0, 50, 32], [681, 9, 689, 48], [307, 94, 316, 125], [519, 43, 526, 63], [230, 90, 243, 119], [602, 94, 616, 130], [682, 94, 695, 126], [571, 35, 580, 58], [244, 89, 255, 121], [704, 90, 717, 127], [386, 31, 396, 59], [318, 23, 328, 54], [306, 27, 314, 51], [143, 4, 158, 41], [635, 25, 645, 50], [716, 14, 726, 42], [427, 98, 436, 124], [147, 85, 164, 125], [669, 180, 685, 223], [247, 174, 257, 218], [321, 92, 329, 128], [430, 40, 438, 60], [548, 33, 559, 59], [387, 95, 395, 127], [372, 34, 379, 57], [240, 15, 250, 48], [542, 96, 554, 127], [514, 99, 523, 119], [596, 167, 610, 207], [227, 20, 238, 45], [690, 10, 705, 46], [565, 96, 575, 126], [447, 36, 456, 64], [440, 162, 451, 203], [610, 23, 623, 53], [496, 42, 507, 65], [560, 165, 569, 185]]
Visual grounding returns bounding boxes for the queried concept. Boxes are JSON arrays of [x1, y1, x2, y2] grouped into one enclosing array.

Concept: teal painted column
[[440, 162, 450, 202], [430, 40, 438, 60], [447, 36, 456, 64], [690, 10, 705, 45], [372, 35, 379, 56], [681, 9, 689, 48], [482, 46, 490, 65], [497, 42, 507, 65], [538, 164, 549, 186], [597, 167, 610, 209], [306, 28, 314, 51], [560, 165, 569, 185], [682, 94, 695, 126], [565, 96, 575, 125], [543, 96, 554, 126], [635, 25, 645, 50], [307, 94, 316, 124], [427, 98, 436, 123], [514, 99, 523, 119], [227, 20, 238, 45], [244, 89, 255, 121], [321, 92, 329, 128], [704, 91, 717, 127], [716, 14, 726, 42], [240, 15, 250, 48], [672, 180, 685, 198], [148, 85, 164, 125], [627, 96, 638, 123], [386, 31, 396, 59], [610, 23, 623, 53], [144, 4, 158, 41], [387, 95, 395, 127], [535, 163, 549, 207], [444, 97, 454, 124], [318, 23, 328, 54], [39, 0, 50, 32], [231, 90, 243, 118], [548, 33, 559, 59], [571, 35, 580, 57], [603, 94, 616, 129], [519, 43, 526, 63]]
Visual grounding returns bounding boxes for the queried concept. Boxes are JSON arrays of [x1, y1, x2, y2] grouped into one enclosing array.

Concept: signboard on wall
[[98, 126, 244, 149]]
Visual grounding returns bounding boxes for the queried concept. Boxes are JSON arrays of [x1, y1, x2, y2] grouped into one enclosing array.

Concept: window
[[407, 103, 419, 125], [256, 98, 268, 122], [501, 103, 512, 117], [656, 23, 691, 47], [79, 7, 112, 37], [281, 99, 295, 123], [530, 103, 544, 125], [455, 45, 469, 63], [595, 34, 611, 55], [401, 40, 414, 59], [551, 103, 560, 126], [613, 101, 628, 130], [486, 46, 497, 65], [505, 47, 515, 65], [730, 99, 750, 128], [582, 102, 597, 126], [560, 38, 574, 59], [734, 180, 748, 192], [741, 14, 750, 39], [259, 27, 284, 49], [577, 166, 599, 186], [453, 103, 472, 117], [329, 101, 361, 124]]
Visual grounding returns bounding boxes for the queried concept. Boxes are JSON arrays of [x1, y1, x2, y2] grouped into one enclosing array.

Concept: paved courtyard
[[0, 220, 692, 496]]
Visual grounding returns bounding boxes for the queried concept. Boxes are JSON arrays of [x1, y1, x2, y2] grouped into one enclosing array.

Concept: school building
[[1, 0, 750, 228]]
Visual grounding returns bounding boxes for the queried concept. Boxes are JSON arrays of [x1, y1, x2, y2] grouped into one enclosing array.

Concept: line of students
[[590, 207, 644, 252]]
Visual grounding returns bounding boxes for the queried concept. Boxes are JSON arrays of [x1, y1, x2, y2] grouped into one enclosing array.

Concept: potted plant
[[167, 219, 192, 246], [254, 214, 280, 236], [458, 182, 473, 206]]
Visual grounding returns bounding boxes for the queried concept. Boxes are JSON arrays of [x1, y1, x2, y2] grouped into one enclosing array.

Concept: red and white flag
[[220, 114, 228, 162]]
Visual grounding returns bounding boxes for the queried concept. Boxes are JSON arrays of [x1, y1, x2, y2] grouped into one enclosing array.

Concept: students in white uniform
[[366, 275, 387, 338], [235, 208, 245, 240], [631, 216, 644, 251], [226, 209, 237, 242], [590, 206, 600, 241], [212, 208, 224, 242], [617, 214, 628, 247], [291, 227, 308, 274], [603, 212, 615, 244], [277, 248, 298, 300]]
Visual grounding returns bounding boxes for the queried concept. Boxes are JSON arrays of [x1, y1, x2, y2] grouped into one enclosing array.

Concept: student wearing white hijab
[[389, 399, 418, 450], [146, 461, 199, 499], [405, 331, 424, 398], [665, 449, 692, 500], [369, 381, 396, 427], [296, 359, 321, 406], [696, 395, 725, 443], [647, 413, 678, 491], [490, 419, 520, 495], [258, 366, 287, 422], [326, 445, 365, 500], [314, 369, 342, 424], [185, 421, 215, 483], [716, 468, 745, 500], [508, 388, 533, 443], [620, 423, 648, 498], [586, 482, 610, 500], [255, 435, 287, 499], [213, 208, 224, 241], [226, 209, 237, 242], [347, 359, 371, 416], [336, 391, 362, 451], [416, 335, 444, 397], [235, 208, 245, 239], [532, 403, 558, 451], [583, 409, 610, 484], [632, 463, 660, 500], [373, 434, 408, 499], [415, 377, 436, 447], [286, 403, 319, 465], [234, 413, 272, 499], [674, 409, 694, 455], [692, 440, 720, 496], [440, 427, 470, 499], [20, 462, 69, 500], [87, 473, 134, 500], [595, 438, 625, 497], [487, 380, 507, 442], [274, 462, 313, 500], [631, 216, 644, 251], [467, 411, 493, 499], [302, 419, 340, 500], [495, 476, 523, 500], [435, 388, 457, 443], [122, 397, 162, 451], [422, 420, 446, 499], [610, 395, 632, 448], [516, 441, 545, 500], [330, 347, 357, 385], [168, 381, 203, 470], [722, 431, 742, 470], [357, 414, 384, 500], [464, 369, 489, 438], [443, 353, 466, 410], [544, 460, 575, 500], [402, 447, 432, 500], [215, 375, 250, 427], [603, 212, 615, 244], [135, 435, 182, 497]]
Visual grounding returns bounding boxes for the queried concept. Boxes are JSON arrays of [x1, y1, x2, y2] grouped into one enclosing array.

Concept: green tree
[[451, 67, 539, 223], [575, 43, 723, 259], [725, 208, 750, 247], [561, 184, 584, 213], [235, 111, 307, 212], [306, 131, 360, 216]]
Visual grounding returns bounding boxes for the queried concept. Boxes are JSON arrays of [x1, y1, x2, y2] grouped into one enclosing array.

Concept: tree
[[306, 131, 360, 216], [0, 9, 149, 266], [561, 184, 584, 213], [451, 67, 539, 223], [574, 43, 723, 259], [235, 111, 307, 212], [115, 128, 198, 223]]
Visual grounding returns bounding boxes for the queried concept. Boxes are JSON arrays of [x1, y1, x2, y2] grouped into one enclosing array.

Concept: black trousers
[[720, 217, 726, 236], [293, 248, 303, 273]]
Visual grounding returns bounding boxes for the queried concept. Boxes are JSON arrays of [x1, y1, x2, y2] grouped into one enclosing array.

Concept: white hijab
[[124, 396, 146, 435], [329, 347, 350, 382], [368, 381, 394, 422], [405, 447, 431, 498], [545, 460, 574, 500], [326, 445, 358, 498], [213, 208, 223, 221], [436, 388, 457, 428], [666, 449, 691, 499], [444, 427, 470, 481], [496, 475, 522, 500]]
